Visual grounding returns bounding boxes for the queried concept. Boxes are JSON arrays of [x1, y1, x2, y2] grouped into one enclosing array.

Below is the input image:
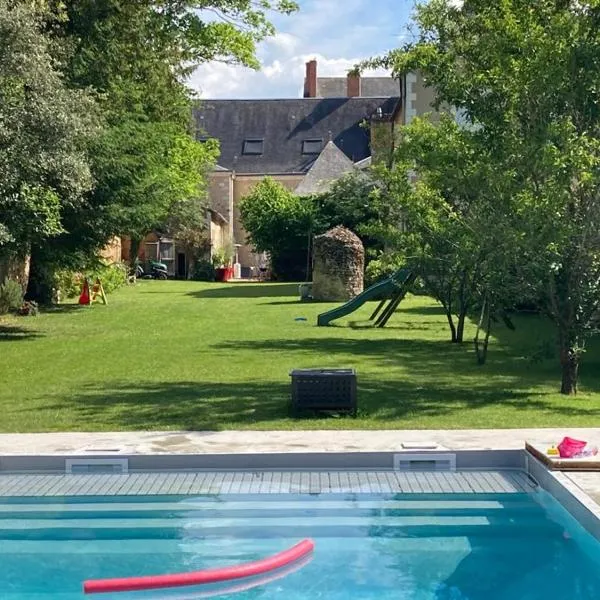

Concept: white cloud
[[188, 0, 405, 99], [189, 53, 390, 99], [267, 32, 300, 55]]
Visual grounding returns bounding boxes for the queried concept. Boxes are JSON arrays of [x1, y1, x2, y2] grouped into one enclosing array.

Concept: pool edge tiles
[[0, 470, 536, 497]]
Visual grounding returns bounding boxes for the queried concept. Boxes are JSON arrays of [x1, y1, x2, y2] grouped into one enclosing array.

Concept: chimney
[[304, 60, 317, 98], [347, 71, 361, 97]]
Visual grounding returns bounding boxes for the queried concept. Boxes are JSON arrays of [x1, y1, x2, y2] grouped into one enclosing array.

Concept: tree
[[311, 170, 388, 261], [368, 0, 600, 394], [383, 115, 521, 345], [0, 0, 96, 283], [240, 178, 315, 280], [27, 0, 297, 289]]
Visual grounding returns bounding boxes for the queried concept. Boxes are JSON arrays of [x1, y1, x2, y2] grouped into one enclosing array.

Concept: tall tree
[[0, 0, 96, 284], [368, 0, 600, 394], [31, 0, 297, 282]]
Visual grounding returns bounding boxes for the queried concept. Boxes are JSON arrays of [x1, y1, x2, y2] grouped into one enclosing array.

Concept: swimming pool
[[1, 486, 600, 599]]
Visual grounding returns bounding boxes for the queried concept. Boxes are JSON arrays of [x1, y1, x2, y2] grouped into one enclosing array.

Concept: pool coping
[[0, 439, 599, 543], [0, 449, 524, 474]]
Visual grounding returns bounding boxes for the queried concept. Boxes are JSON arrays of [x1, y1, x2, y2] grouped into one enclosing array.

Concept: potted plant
[[212, 245, 234, 282]]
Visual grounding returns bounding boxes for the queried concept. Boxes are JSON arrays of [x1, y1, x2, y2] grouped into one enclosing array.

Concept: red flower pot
[[215, 267, 234, 282]]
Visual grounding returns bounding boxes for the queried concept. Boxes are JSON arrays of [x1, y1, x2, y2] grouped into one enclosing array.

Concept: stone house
[[119, 60, 437, 278], [194, 61, 437, 277]]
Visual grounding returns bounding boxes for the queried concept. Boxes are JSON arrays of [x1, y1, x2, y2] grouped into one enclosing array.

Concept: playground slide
[[317, 277, 397, 326]]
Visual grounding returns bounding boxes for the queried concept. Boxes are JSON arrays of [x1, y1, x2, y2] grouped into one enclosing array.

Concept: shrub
[[93, 262, 128, 294], [364, 253, 406, 288], [0, 278, 24, 314], [18, 300, 39, 316], [53, 269, 83, 299], [53, 262, 128, 300], [192, 259, 215, 281], [240, 178, 315, 281]]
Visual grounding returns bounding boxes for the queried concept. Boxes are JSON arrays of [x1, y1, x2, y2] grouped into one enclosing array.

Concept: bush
[[0, 278, 24, 314], [18, 300, 39, 316], [364, 253, 406, 288], [240, 178, 314, 281], [53, 262, 128, 299], [192, 259, 215, 281], [53, 269, 83, 299], [94, 262, 128, 294]]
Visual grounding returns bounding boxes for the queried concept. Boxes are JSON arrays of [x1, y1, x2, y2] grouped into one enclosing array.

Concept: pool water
[[1, 490, 600, 599]]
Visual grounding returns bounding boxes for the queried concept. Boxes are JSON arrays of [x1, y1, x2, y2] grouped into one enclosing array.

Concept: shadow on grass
[[26, 370, 600, 431], [0, 324, 43, 341], [398, 303, 446, 315], [188, 283, 299, 299], [41, 304, 87, 314], [27, 332, 600, 429]]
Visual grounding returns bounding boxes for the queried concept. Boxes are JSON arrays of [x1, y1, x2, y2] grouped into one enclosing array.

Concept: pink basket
[[557, 437, 587, 458]]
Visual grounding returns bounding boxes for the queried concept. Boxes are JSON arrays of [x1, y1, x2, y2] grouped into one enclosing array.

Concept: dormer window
[[243, 139, 264, 155], [302, 138, 323, 154]]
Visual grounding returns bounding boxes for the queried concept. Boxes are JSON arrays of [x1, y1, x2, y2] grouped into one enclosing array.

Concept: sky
[[188, 0, 415, 99]]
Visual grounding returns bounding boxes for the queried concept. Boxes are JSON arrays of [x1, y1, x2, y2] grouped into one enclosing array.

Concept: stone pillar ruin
[[312, 226, 364, 301]]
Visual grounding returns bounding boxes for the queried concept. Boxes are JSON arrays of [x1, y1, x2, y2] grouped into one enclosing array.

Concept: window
[[243, 139, 264, 155], [302, 138, 323, 154]]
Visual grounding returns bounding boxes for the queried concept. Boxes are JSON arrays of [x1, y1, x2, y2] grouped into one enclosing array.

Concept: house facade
[[116, 61, 438, 278], [194, 60, 437, 277]]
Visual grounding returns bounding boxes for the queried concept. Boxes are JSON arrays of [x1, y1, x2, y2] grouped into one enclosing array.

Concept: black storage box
[[290, 368, 357, 416]]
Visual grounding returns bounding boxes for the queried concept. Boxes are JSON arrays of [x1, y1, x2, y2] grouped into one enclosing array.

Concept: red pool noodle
[[83, 539, 315, 594]]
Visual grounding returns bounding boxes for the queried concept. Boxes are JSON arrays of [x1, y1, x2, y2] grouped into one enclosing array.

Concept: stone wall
[[312, 226, 364, 301]]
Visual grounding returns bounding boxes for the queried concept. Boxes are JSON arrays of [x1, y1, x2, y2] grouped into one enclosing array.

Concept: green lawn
[[1, 280, 599, 432]]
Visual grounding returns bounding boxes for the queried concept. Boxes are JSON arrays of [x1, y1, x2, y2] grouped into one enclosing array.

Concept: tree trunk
[[0, 250, 31, 293], [559, 341, 580, 395], [129, 237, 141, 267], [25, 249, 53, 304], [473, 296, 492, 365], [455, 310, 467, 343], [445, 310, 458, 342]]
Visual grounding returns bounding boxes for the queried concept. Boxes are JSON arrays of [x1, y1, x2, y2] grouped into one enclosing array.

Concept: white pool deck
[[0, 429, 598, 501]]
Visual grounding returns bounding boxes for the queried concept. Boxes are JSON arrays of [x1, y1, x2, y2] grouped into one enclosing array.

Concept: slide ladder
[[317, 268, 415, 327]]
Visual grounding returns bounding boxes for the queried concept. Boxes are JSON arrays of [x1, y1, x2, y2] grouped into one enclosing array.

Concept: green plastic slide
[[317, 268, 413, 326]]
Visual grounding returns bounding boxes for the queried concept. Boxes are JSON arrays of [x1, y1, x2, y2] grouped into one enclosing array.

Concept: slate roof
[[295, 141, 356, 195], [194, 97, 400, 174], [317, 77, 402, 98]]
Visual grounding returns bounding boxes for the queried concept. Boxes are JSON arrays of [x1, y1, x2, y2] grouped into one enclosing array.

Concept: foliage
[[192, 260, 216, 282], [163, 160, 217, 273], [94, 262, 128, 294], [0, 278, 24, 314], [0, 282, 600, 431], [384, 115, 522, 345], [17, 300, 39, 317], [364, 252, 406, 287], [89, 123, 219, 254], [28, 0, 294, 287], [312, 171, 382, 244], [212, 245, 234, 268], [311, 169, 408, 274], [0, 1, 96, 259], [240, 178, 315, 280], [366, 0, 600, 394], [53, 262, 128, 299]]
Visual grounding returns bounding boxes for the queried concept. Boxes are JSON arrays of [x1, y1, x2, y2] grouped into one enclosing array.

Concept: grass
[[0, 280, 599, 432]]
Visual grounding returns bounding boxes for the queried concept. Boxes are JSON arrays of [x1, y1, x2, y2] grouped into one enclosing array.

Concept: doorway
[[177, 253, 186, 279]]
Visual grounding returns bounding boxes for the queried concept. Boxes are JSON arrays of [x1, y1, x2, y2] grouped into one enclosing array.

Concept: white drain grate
[[65, 458, 129, 474], [394, 453, 456, 472]]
